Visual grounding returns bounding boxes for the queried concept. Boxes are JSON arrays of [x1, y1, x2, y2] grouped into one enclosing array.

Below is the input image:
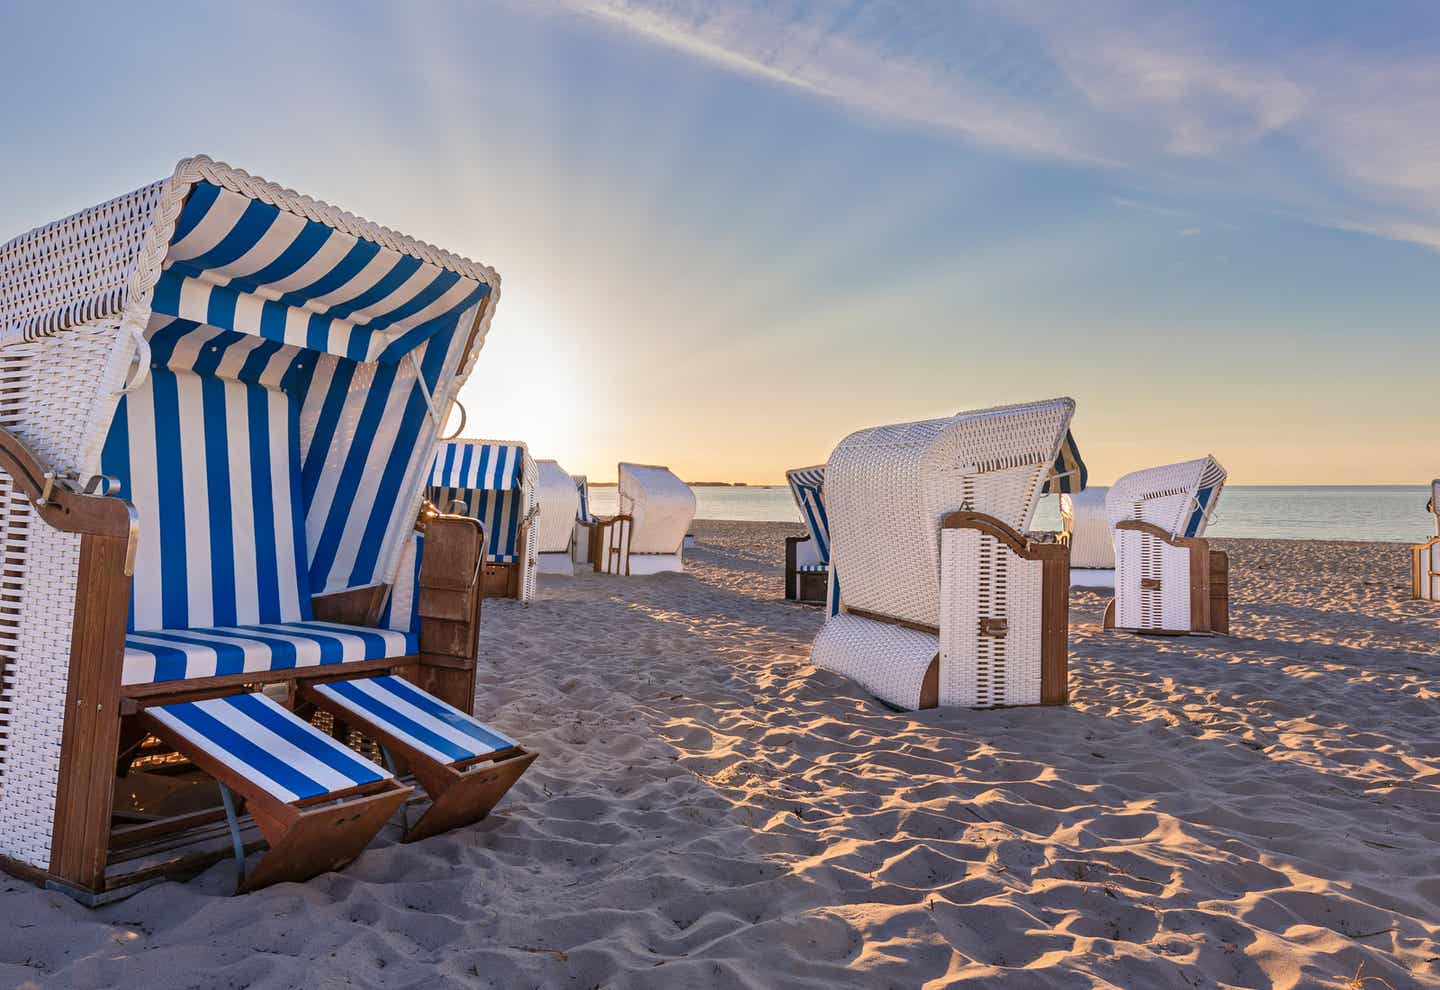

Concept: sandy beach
[[1, 521, 1436, 989]]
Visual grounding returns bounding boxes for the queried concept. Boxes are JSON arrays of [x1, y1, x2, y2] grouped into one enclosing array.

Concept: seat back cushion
[[102, 319, 313, 632], [429, 485, 523, 562]]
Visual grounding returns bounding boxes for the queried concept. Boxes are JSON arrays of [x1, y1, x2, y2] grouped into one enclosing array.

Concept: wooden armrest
[[0, 426, 136, 553]]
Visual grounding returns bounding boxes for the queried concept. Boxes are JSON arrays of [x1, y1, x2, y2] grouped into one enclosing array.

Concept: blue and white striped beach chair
[[430, 439, 539, 601], [0, 156, 536, 900], [143, 693, 412, 892], [784, 466, 832, 605]]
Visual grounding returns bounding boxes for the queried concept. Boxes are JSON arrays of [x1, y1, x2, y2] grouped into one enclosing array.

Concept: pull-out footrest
[[143, 693, 412, 893], [303, 675, 537, 843]]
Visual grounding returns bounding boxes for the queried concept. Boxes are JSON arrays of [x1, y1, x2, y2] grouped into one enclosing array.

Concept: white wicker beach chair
[[784, 466, 831, 604], [533, 459, 581, 576], [1104, 456, 1229, 635], [592, 463, 696, 575], [0, 156, 535, 901], [810, 398, 1076, 710], [1413, 480, 1440, 601], [571, 473, 594, 566], [429, 439, 539, 601], [1060, 486, 1115, 588]]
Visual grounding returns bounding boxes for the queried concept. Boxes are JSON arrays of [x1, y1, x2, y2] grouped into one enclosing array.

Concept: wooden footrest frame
[[302, 675, 536, 843], [142, 693, 411, 893]]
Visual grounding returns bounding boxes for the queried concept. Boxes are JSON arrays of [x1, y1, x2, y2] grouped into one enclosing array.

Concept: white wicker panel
[[520, 450, 539, 603], [1115, 530, 1194, 632], [0, 518, 79, 868], [811, 613, 937, 710], [0, 181, 164, 341], [0, 485, 28, 780], [939, 529, 1041, 708], [1059, 486, 1114, 569]]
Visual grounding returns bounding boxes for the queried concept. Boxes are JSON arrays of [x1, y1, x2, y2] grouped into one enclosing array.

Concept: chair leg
[[238, 782, 410, 894], [403, 750, 537, 844]]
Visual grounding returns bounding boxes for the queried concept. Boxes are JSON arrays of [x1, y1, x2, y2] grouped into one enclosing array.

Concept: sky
[[1, 0, 1436, 484]]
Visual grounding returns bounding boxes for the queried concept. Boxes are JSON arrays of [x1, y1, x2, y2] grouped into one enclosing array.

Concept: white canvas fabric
[[618, 463, 695, 555], [535, 460, 581, 554]]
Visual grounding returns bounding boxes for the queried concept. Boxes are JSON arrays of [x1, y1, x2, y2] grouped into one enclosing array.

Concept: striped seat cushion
[[149, 692, 391, 803], [796, 563, 830, 573], [124, 621, 416, 685], [313, 675, 517, 765]]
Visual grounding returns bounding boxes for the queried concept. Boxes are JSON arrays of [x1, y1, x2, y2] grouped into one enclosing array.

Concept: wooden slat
[[48, 533, 132, 892]]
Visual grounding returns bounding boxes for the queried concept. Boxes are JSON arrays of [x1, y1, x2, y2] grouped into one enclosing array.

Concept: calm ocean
[[588, 485, 1436, 543]]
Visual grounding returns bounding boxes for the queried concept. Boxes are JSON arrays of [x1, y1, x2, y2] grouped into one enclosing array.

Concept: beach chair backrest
[[574, 474, 592, 523], [22, 160, 501, 633], [825, 397, 1075, 629], [1106, 456, 1228, 539], [618, 463, 695, 554], [535, 460, 581, 553], [430, 440, 535, 563], [785, 465, 830, 564]]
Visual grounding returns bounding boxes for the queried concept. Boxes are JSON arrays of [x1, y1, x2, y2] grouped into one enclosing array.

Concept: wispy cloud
[[538, 0, 1440, 251]]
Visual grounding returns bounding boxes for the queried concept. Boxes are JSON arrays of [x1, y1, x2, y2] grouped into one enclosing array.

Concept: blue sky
[[1, 0, 1436, 483]]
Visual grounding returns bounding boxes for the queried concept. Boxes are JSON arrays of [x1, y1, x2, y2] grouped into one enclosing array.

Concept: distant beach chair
[[784, 465, 830, 604], [0, 155, 533, 901], [1103, 456, 1229, 635], [534, 459, 581, 576], [592, 463, 696, 575], [1060, 487, 1115, 588], [1413, 479, 1440, 601], [810, 398, 1076, 710], [572, 473, 595, 567], [430, 439, 539, 601]]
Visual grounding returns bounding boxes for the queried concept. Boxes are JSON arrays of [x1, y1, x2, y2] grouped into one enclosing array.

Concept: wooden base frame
[[1103, 520, 1229, 636], [481, 560, 522, 599], [783, 536, 827, 605], [139, 710, 412, 893]]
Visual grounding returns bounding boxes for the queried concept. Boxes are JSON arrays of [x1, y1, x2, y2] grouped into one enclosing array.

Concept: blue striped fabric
[[430, 441, 523, 490], [314, 675, 517, 765], [428, 442, 528, 563], [123, 620, 416, 685], [102, 319, 312, 631], [378, 531, 424, 635], [1041, 429, 1088, 495], [101, 181, 492, 639], [785, 466, 830, 565], [796, 563, 829, 573], [575, 475, 591, 524], [158, 183, 487, 363], [148, 692, 390, 803]]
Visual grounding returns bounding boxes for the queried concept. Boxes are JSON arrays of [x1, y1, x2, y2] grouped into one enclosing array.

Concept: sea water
[[586, 485, 1435, 543]]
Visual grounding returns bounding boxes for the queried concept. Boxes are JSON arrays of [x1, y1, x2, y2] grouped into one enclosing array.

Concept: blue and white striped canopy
[[92, 163, 496, 633], [1041, 429, 1088, 495], [786, 465, 830, 564], [430, 441, 525, 491], [156, 183, 489, 364]]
